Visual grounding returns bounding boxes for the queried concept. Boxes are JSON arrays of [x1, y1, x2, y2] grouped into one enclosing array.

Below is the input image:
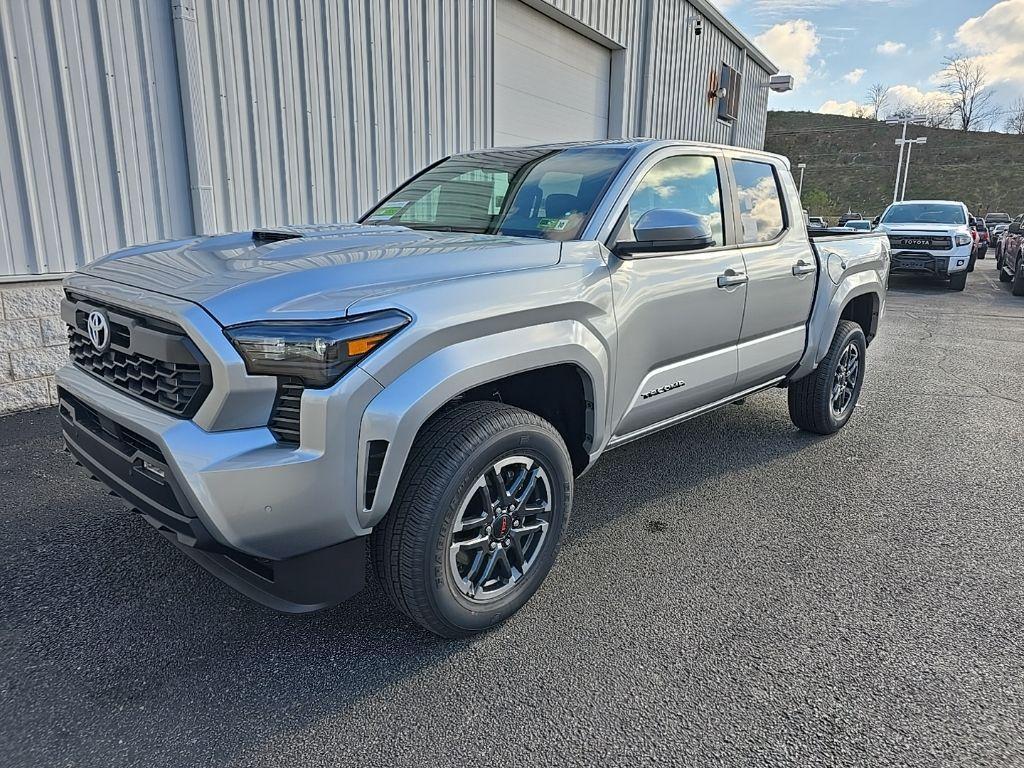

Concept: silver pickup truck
[[57, 140, 889, 637]]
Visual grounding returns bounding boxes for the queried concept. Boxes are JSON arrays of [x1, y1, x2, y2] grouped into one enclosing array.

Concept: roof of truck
[[460, 139, 791, 167], [889, 199, 966, 206]]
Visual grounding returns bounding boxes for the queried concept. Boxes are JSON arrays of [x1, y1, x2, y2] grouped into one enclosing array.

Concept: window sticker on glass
[[537, 217, 570, 231], [367, 201, 411, 220]]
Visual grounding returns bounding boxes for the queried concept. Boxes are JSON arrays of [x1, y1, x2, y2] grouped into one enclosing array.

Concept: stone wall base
[[0, 279, 67, 415]]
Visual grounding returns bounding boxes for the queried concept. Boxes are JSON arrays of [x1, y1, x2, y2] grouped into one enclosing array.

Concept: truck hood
[[877, 223, 968, 235], [81, 224, 562, 326]]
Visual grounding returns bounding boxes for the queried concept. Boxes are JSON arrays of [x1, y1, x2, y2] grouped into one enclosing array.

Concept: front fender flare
[[356, 320, 610, 529]]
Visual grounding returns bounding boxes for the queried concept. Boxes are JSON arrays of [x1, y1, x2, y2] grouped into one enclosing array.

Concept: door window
[[622, 155, 725, 248], [732, 160, 786, 243]]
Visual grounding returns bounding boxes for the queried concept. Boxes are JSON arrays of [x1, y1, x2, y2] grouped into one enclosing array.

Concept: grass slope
[[764, 111, 1024, 220]]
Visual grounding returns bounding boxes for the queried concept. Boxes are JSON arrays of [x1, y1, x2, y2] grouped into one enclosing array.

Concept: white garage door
[[494, 0, 611, 146]]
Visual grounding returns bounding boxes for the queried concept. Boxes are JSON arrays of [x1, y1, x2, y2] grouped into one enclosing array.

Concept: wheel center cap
[[493, 513, 513, 540]]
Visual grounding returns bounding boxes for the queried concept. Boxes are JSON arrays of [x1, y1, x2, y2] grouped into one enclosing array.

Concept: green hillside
[[764, 111, 1024, 221]]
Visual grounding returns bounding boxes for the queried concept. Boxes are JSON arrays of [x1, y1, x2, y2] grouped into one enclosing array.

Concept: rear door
[[728, 155, 817, 389]]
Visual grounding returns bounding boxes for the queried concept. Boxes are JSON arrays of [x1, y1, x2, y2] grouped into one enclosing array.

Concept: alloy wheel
[[448, 456, 553, 602], [830, 343, 860, 418]]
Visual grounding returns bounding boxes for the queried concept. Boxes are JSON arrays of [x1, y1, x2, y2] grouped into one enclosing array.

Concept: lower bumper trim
[[59, 389, 366, 613], [161, 530, 366, 613]]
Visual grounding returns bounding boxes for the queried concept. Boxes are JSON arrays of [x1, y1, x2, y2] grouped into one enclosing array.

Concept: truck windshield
[[881, 203, 966, 226], [362, 147, 630, 240]]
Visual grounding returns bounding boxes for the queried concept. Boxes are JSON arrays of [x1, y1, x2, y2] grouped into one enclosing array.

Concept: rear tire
[[371, 401, 572, 638], [1013, 258, 1024, 296], [978, 245, 987, 259], [949, 272, 968, 291], [1000, 264, 1013, 283], [788, 320, 867, 435]]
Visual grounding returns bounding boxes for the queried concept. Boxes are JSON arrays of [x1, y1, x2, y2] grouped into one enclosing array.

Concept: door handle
[[792, 260, 817, 276], [717, 269, 749, 288]]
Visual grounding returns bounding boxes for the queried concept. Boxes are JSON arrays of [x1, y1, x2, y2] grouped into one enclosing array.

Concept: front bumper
[[58, 386, 366, 611], [890, 246, 972, 276], [54, 275, 387, 611]]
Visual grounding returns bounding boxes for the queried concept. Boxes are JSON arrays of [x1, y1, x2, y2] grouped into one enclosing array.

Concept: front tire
[[788, 320, 867, 435], [371, 401, 572, 638], [949, 271, 968, 291], [1013, 257, 1024, 296]]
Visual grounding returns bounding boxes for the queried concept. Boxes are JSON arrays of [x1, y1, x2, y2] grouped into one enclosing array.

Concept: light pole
[[797, 163, 807, 197], [898, 137, 927, 201], [885, 116, 927, 204]]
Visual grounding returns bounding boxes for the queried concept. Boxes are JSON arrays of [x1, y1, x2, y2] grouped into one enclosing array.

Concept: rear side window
[[623, 155, 725, 247], [732, 159, 786, 243]]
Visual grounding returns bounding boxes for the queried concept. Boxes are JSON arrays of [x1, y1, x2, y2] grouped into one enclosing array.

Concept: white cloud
[[887, 84, 948, 111], [819, 99, 867, 117], [876, 41, 907, 55], [953, 0, 1024, 92], [754, 19, 820, 89], [843, 68, 866, 84]]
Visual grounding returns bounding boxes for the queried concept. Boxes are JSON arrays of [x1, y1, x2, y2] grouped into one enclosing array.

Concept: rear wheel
[[372, 401, 572, 637], [788, 320, 866, 435], [1000, 264, 1013, 283], [978, 245, 987, 259], [949, 271, 968, 291]]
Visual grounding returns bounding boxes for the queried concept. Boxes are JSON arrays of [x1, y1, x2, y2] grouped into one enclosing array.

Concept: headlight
[[226, 310, 410, 387], [955, 234, 971, 246]]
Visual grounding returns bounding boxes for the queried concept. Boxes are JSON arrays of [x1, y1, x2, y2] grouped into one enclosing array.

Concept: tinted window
[[880, 203, 967, 226], [364, 147, 629, 241], [622, 155, 725, 247], [732, 160, 786, 243]]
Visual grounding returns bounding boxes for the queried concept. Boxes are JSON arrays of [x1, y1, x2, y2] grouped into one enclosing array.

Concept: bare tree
[[1005, 97, 1024, 134], [938, 54, 999, 131], [865, 83, 890, 120]]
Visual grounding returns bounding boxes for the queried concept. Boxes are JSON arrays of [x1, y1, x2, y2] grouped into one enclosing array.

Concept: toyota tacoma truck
[[57, 140, 889, 637], [876, 200, 975, 291]]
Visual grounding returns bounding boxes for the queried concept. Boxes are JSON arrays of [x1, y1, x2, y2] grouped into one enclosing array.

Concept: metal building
[[0, 0, 777, 413]]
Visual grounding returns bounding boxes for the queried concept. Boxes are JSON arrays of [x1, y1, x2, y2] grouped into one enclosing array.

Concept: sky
[[714, 0, 1024, 125]]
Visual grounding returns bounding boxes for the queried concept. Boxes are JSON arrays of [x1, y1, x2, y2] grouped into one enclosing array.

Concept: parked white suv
[[876, 200, 974, 291]]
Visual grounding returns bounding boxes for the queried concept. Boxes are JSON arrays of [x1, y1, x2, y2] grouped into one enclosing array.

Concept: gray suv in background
[[58, 140, 889, 636]]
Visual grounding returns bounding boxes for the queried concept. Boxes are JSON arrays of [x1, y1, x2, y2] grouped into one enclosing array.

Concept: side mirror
[[615, 209, 715, 256]]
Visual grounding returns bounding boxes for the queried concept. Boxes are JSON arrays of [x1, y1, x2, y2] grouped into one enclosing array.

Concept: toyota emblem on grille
[[86, 310, 111, 353]]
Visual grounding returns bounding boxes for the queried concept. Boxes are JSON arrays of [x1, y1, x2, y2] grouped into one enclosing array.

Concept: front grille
[[888, 235, 953, 251], [64, 294, 212, 418], [268, 377, 304, 444]]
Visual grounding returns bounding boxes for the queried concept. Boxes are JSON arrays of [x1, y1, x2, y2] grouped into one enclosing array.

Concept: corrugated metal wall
[[0, 0, 773, 279], [174, 0, 491, 234], [0, 0, 192, 278]]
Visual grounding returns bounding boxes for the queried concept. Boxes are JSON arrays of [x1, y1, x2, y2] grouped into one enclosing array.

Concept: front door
[[729, 157, 816, 388], [608, 151, 748, 442]]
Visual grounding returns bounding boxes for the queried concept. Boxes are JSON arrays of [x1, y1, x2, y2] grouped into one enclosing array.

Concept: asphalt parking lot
[[2, 263, 1023, 767]]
